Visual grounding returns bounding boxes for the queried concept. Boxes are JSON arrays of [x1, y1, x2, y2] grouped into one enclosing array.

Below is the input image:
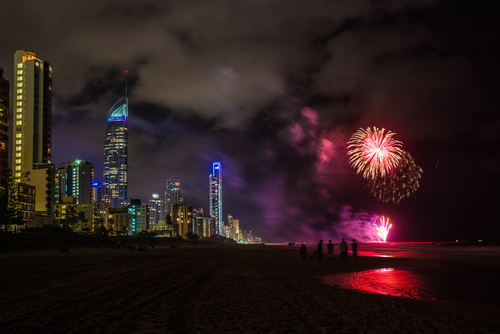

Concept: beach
[[0, 245, 498, 333]]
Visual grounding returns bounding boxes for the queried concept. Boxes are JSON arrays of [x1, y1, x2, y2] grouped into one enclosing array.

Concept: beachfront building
[[57, 159, 95, 205], [128, 199, 149, 235], [103, 96, 128, 208], [108, 206, 129, 235], [165, 177, 182, 216], [192, 208, 204, 236], [11, 50, 55, 215], [54, 202, 95, 231], [0, 66, 9, 184], [170, 203, 193, 238], [148, 193, 165, 230], [209, 162, 222, 235], [18, 182, 35, 227]]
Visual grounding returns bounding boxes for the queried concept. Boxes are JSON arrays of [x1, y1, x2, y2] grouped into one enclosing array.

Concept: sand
[[0, 245, 498, 333]]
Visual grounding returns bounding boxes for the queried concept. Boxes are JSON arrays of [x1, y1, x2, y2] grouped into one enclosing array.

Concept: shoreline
[[1, 245, 498, 333]]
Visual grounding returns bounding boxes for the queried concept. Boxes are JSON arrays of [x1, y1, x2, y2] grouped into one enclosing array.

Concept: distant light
[[93, 182, 99, 187], [478, 239, 482, 242]]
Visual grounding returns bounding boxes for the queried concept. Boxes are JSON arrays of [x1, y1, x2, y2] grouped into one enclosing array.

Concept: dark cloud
[[1, 0, 499, 241]]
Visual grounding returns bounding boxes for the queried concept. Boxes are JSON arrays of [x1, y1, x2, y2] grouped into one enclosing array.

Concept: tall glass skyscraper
[[209, 162, 222, 236], [103, 97, 128, 208], [165, 177, 182, 215]]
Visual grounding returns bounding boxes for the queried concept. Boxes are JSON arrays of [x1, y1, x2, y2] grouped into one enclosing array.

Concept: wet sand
[[0, 245, 498, 333]]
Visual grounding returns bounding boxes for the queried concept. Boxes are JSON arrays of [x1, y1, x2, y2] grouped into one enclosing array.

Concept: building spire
[[125, 70, 128, 99]]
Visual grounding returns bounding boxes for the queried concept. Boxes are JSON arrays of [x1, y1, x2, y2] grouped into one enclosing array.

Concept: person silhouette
[[317, 240, 324, 261], [351, 239, 358, 262], [327, 240, 334, 262], [340, 238, 348, 262]]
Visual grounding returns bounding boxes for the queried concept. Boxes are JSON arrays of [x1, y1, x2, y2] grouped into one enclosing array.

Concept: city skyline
[[1, 1, 499, 242]]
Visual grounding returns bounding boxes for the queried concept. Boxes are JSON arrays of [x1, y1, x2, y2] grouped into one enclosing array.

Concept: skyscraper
[[103, 96, 128, 207], [209, 162, 222, 236], [0, 66, 9, 184], [149, 193, 165, 228], [56, 159, 95, 204], [12, 50, 55, 213], [165, 177, 182, 215]]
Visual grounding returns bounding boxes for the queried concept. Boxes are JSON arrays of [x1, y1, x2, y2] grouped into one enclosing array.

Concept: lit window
[[16, 121, 22, 125], [15, 153, 21, 157], [35, 62, 39, 67], [17, 82, 23, 87], [17, 102, 22, 106], [17, 76, 22, 81], [16, 139, 22, 144], [16, 133, 22, 138], [16, 114, 22, 119], [15, 172, 21, 177], [17, 70, 23, 75], [15, 159, 21, 164], [17, 89, 22, 94], [17, 63, 23, 68], [17, 107, 22, 112], [15, 166, 21, 170]]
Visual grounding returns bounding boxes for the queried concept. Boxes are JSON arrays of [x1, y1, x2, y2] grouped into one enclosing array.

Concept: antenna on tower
[[125, 70, 128, 99]]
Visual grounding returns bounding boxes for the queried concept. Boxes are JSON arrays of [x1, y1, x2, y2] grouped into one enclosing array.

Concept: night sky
[[1, 0, 499, 242]]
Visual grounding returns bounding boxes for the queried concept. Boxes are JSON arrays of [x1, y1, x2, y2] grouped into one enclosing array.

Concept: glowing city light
[[373, 216, 392, 242]]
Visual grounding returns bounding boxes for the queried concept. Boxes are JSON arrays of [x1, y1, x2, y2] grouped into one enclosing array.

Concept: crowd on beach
[[297, 239, 358, 262]]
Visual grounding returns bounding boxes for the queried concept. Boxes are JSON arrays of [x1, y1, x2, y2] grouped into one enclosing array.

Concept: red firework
[[347, 127, 403, 179]]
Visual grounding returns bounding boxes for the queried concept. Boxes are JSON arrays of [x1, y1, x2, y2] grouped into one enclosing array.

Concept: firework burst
[[347, 127, 403, 179], [368, 150, 423, 204], [373, 216, 392, 242]]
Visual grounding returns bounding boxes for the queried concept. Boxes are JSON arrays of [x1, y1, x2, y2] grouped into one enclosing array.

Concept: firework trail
[[347, 127, 403, 179], [373, 216, 392, 242], [368, 150, 423, 204]]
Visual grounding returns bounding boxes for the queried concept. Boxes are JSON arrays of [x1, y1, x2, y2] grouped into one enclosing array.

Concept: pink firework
[[373, 216, 392, 242], [347, 127, 403, 179]]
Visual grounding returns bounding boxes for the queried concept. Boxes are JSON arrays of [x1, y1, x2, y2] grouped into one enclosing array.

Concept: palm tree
[[77, 212, 88, 231], [66, 206, 78, 230]]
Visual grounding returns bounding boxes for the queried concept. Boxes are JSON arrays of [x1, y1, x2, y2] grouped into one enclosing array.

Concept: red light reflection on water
[[320, 268, 437, 301]]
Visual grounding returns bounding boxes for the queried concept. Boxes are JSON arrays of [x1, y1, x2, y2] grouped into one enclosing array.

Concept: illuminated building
[[11, 51, 55, 214], [192, 208, 204, 236], [93, 181, 111, 204], [103, 96, 128, 207], [54, 202, 95, 231], [227, 214, 239, 240], [209, 162, 222, 235], [148, 193, 165, 229], [108, 206, 129, 235], [128, 199, 149, 235], [0, 66, 8, 184], [57, 159, 94, 204], [165, 177, 182, 215], [17, 182, 35, 227], [169, 203, 193, 238]]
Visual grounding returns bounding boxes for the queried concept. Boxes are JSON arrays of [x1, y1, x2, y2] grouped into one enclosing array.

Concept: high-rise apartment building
[[12, 50, 55, 214], [103, 97, 128, 207], [0, 66, 8, 184], [128, 199, 148, 235], [170, 203, 193, 238], [148, 193, 165, 228], [165, 177, 182, 215], [209, 162, 222, 235], [57, 159, 94, 204]]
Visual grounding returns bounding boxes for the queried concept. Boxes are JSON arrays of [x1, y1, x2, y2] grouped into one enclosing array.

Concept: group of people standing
[[299, 239, 358, 262]]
